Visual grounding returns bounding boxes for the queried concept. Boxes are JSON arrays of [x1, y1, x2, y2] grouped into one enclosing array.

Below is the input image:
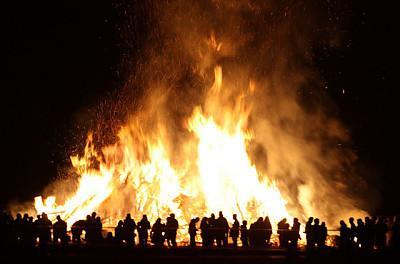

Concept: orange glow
[[33, 65, 293, 240]]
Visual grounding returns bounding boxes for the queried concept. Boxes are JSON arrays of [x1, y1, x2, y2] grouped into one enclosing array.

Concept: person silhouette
[[94, 216, 103, 243], [375, 217, 388, 249], [339, 220, 351, 249], [290, 218, 301, 248], [14, 213, 23, 243], [166, 213, 179, 247], [349, 217, 356, 247], [253, 217, 265, 246], [305, 217, 314, 249], [71, 219, 86, 243], [263, 216, 272, 246], [115, 220, 124, 244], [151, 218, 165, 246], [318, 222, 327, 248], [21, 213, 29, 244], [105, 231, 115, 245], [240, 220, 249, 247], [200, 217, 209, 247], [215, 211, 229, 247], [53, 215, 67, 245], [85, 215, 93, 243], [0, 211, 14, 247], [123, 213, 136, 246], [392, 215, 400, 249], [364, 217, 374, 250], [249, 220, 256, 246], [356, 218, 365, 248], [137, 215, 151, 247], [277, 218, 290, 247], [208, 213, 217, 246], [310, 218, 320, 249], [39, 213, 52, 247], [86, 212, 97, 243], [230, 214, 240, 247], [188, 217, 200, 247], [26, 216, 35, 246]]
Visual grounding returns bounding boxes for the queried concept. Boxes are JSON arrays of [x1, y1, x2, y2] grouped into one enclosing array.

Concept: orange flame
[[34, 66, 293, 239]]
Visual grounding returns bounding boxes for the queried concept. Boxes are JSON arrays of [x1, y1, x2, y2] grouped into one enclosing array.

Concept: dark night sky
[[1, 1, 399, 214]]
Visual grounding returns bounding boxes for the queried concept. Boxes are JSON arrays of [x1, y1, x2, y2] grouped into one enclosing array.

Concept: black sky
[[2, 1, 399, 214]]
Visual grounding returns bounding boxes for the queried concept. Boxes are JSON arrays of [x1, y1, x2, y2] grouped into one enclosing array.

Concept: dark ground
[[1, 246, 399, 264]]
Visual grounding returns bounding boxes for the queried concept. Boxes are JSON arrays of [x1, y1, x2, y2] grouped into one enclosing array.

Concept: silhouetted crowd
[[1, 210, 399, 251], [337, 216, 399, 250]]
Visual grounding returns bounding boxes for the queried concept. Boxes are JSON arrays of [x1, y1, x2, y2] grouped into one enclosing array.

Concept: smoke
[[112, 0, 369, 225]]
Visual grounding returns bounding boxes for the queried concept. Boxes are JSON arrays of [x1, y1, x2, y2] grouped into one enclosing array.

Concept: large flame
[[34, 65, 292, 236], [29, 1, 368, 243]]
